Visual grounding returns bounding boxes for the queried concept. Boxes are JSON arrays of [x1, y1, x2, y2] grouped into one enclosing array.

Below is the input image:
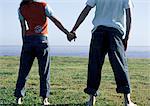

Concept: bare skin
[[70, 5, 136, 106]]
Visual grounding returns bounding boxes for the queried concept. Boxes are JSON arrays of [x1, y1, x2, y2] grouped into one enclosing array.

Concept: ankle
[[124, 94, 132, 103], [43, 97, 48, 100], [90, 95, 95, 98]]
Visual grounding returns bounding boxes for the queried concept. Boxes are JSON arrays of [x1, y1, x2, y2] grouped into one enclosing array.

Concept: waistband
[[23, 35, 48, 43], [95, 25, 124, 35]]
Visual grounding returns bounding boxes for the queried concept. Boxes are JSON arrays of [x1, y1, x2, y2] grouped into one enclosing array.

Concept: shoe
[[43, 98, 50, 106], [16, 97, 23, 105], [86, 95, 96, 106], [125, 102, 137, 106]]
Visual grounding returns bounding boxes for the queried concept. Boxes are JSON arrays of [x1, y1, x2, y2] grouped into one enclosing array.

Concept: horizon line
[[0, 45, 150, 47]]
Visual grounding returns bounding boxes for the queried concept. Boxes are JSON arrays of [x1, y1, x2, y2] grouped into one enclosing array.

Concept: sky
[[0, 0, 150, 47]]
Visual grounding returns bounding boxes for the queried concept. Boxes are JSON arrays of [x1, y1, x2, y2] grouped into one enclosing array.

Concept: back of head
[[20, 0, 33, 8]]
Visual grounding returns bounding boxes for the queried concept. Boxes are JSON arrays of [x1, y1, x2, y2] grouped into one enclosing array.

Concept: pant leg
[[107, 29, 130, 94], [84, 29, 108, 96], [14, 44, 35, 97], [36, 42, 50, 98]]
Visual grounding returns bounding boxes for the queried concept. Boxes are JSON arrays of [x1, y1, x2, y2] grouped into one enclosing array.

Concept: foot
[[86, 95, 96, 106], [43, 98, 50, 106], [125, 101, 137, 106], [16, 97, 23, 105], [124, 94, 137, 106]]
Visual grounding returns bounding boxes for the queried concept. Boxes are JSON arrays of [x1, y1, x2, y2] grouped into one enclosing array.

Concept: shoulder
[[40, 1, 47, 6]]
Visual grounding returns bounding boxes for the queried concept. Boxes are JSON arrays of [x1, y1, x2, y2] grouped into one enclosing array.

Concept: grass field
[[0, 56, 150, 106]]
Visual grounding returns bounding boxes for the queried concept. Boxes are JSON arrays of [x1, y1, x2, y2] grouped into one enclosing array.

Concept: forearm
[[20, 20, 26, 39], [125, 8, 132, 40], [72, 5, 92, 32], [49, 16, 69, 35], [125, 18, 131, 40], [21, 27, 26, 37], [54, 20, 69, 35]]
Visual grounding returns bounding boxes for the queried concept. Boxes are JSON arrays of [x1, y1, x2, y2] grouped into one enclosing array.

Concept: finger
[[67, 37, 71, 42], [74, 36, 77, 39], [69, 38, 71, 42]]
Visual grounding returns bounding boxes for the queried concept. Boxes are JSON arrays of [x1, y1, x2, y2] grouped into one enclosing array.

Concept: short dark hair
[[20, 0, 32, 7]]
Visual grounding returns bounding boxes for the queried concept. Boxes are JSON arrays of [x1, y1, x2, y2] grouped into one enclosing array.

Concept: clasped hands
[[66, 31, 77, 42]]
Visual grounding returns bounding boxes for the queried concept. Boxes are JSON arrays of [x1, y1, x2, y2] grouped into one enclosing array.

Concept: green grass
[[0, 56, 150, 106]]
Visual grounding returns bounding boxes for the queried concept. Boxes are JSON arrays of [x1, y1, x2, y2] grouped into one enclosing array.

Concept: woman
[[14, 0, 75, 105]]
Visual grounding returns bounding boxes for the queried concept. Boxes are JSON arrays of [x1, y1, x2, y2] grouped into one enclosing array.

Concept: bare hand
[[67, 31, 77, 42], [70, 31, 77, 41]]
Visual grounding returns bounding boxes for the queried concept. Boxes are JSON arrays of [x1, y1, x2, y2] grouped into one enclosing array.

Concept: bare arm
[[48, 15, 76, 41], [48, 16, 69, 35], [125, 8, 132, 40], [71, 5, 92, 32], [20, 19, 26, 40], [123, 8, 132, 51]]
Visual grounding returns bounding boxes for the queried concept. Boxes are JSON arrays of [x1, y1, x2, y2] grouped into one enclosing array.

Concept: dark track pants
[[84, 26, 130, 96], [14, 35, 50, 98]]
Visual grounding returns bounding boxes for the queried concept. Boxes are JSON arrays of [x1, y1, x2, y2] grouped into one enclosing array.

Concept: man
[[70, 0, 137, 106]]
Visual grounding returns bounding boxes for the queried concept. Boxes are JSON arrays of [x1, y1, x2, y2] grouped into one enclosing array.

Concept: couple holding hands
[[14, 0, 137, 106]]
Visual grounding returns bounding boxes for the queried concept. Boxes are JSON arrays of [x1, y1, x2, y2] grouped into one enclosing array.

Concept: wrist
[[64, 29, 69, 35], [71, 28, 76, 33]]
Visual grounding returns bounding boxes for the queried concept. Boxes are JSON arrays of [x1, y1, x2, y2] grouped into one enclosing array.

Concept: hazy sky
[[0, 0, 150, 46]]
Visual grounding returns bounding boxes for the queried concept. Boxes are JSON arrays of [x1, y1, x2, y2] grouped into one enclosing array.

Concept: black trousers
[[14, 35, 50, 98], [84, 26, 130, 96]]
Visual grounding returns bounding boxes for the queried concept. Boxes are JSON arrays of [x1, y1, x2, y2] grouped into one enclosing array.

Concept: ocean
[[0, 45, 150, 58]]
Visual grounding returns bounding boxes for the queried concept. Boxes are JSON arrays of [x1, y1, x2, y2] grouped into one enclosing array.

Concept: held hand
[[67, 33, 74, 42], [70, 31, 77, 41], [67, 32, 77, 42], [122, 38, 128, 51], [67, 34, 72, 42]]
